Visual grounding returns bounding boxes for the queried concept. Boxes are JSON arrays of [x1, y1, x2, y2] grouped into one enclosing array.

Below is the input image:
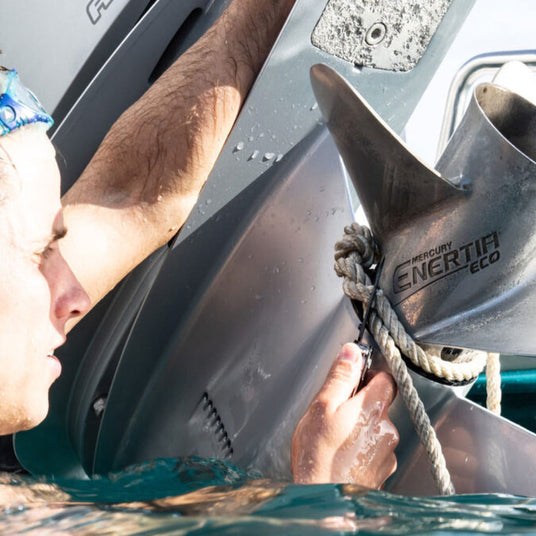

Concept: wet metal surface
[[312, 0, 452, 71], [313, 63, 536, 356]]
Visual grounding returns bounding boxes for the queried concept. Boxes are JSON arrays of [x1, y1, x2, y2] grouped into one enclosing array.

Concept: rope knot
[[334, 222, 497, 496]]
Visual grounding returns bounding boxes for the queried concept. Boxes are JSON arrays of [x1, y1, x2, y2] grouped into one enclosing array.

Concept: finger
[[315, 343, 365, 410], [358, 371, 397, 410]]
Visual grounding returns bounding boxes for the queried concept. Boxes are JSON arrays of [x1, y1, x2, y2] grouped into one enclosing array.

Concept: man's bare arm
[[61, 0, 294, 318]]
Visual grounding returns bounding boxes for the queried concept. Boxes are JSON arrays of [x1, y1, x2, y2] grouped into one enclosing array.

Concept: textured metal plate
[[312, 0, 452, 71]]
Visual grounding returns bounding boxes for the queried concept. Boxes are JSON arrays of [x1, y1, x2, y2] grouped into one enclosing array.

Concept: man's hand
[[291, 343, 398, 488]]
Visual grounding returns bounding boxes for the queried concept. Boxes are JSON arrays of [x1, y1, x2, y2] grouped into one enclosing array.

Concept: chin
[[22, 399, 50, 431], [0, 396, 51, 435]]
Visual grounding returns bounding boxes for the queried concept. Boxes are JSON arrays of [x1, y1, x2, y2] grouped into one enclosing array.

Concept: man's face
[[0, 127, 90, 434]]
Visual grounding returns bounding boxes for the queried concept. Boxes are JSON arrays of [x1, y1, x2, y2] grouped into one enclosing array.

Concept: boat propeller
[[311, 62, 536, 356]]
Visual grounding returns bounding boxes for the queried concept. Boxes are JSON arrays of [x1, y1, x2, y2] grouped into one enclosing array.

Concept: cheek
[[0, 256, 53, 353], [0, 256, 55, 432]]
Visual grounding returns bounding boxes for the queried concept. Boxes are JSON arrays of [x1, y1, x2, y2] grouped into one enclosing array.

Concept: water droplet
[[157, 195, 163, 202], [271, 134, 277, 140], [249, 150, 259, 160], [311, 285, 316, 291], [234, 141, 245, 152], [263, 152, 275, 161], [248, 136, 254, 142], [255, 294, 264, 301], [301, 299, 308, 304], [310, 102, 318, 111], [273, 266, 280, 274], [275, 153, 283, 162], [306, 210, 312, 216], [258, 132, 265, 138], [298, 257, 304, 263], [206, 199, 212, 205], [331, 208, 337, 215]]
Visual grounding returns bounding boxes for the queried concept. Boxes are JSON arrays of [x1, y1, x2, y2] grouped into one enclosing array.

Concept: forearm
[[62, 0, 295, 308]]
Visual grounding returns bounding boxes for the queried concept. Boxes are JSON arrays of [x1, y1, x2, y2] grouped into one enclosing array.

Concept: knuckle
[[386, 420, 400, 448], [373, 372, 397, 402], [392, 428, 400, 448]]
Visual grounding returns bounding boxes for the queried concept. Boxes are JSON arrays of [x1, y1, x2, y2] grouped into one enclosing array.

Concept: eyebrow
[[48, 226, 68, 244]]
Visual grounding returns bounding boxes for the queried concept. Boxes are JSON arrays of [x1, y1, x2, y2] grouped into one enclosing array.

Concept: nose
[[50, 252, 91, 325]]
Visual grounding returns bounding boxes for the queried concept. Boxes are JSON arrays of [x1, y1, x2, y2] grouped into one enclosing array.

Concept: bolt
[[365, 22, 387, 46]]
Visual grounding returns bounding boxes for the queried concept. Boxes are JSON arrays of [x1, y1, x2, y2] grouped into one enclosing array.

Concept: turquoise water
[[3, 458, 536, 535]]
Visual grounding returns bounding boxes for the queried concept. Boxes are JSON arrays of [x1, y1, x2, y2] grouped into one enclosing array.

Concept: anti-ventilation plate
[[312, 0, 452, 71]]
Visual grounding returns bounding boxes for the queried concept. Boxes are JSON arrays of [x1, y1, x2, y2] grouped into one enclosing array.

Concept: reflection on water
[[2, 458, 536, 534]]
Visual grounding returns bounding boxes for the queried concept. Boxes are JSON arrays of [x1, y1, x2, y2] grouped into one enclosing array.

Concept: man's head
[[0, 71, 90, 434]]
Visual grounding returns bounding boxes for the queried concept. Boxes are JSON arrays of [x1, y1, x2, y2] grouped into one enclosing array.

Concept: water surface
[[2, 458, 536, 535]]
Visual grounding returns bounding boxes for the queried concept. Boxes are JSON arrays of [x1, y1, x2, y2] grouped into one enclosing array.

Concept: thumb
[[315, 343, 365, 410]]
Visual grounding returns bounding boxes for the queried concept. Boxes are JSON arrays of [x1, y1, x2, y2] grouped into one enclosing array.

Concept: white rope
[[486, 353, 502, 415], [334, 223, 501, 495]]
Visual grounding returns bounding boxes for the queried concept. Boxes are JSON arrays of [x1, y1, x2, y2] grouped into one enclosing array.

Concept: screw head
[[365, 22, 387, 46]]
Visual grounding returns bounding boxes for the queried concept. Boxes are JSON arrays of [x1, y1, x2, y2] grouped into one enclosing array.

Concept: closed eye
[[34, 227, 68, 263]]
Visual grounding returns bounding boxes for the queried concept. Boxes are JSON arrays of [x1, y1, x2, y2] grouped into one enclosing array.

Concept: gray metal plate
[[312, 0, 452, 71]]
